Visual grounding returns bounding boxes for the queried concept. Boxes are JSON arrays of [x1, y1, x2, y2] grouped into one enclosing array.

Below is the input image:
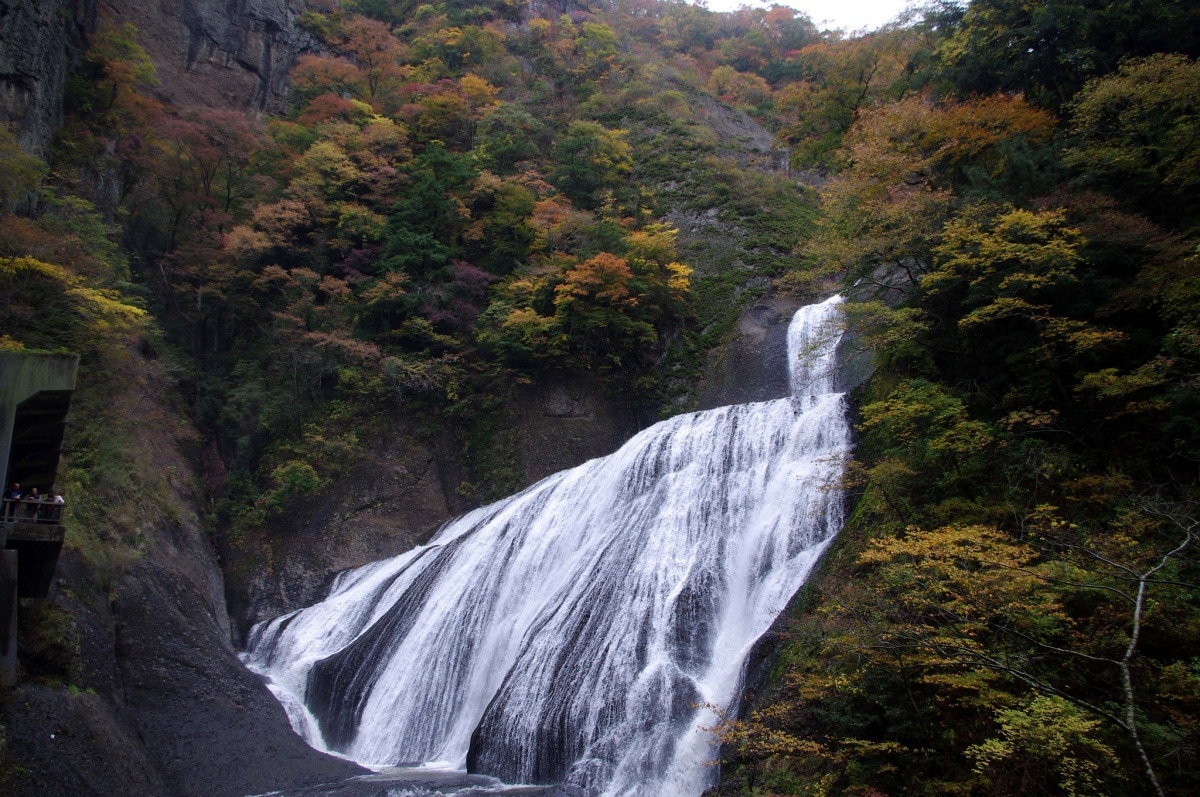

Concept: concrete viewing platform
[[1, 518, 65, 598], [1, 352, 79, 685]]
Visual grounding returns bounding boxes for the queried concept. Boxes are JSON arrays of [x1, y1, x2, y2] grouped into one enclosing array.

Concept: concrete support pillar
[[1, 548, 17, 686]]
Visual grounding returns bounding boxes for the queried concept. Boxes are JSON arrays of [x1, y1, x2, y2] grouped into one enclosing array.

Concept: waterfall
[[242, 295, 850, 796]]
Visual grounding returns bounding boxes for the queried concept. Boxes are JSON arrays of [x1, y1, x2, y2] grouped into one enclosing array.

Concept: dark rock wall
[[0, 0, 316, 158], [105, 0, 318, 114], [5, 545, 364, 797], [229, 421, 458, 635], [511, 376, 647, 486], [695, 296, 803, 411], [0, 0, 97, 156]]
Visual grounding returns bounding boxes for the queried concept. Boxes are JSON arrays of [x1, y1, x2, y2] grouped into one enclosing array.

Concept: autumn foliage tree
[[772, 30, 916, 166], [1066, 53, 1200, 226]]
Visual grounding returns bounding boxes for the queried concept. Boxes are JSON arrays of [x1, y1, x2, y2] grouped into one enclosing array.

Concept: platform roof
[[0, 353, 79, 494]]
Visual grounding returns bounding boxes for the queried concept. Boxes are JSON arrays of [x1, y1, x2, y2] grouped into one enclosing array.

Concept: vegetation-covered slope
[[712, 2, 1200, 796], [54, 2, 834, 541]]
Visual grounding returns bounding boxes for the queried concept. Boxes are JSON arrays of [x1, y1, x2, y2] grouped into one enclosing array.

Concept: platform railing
[[1, 499, 64, 524]]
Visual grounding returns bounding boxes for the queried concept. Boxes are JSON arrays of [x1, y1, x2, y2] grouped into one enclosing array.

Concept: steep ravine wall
[[2, 349, 364, 797], [695, 296, 804, 411]]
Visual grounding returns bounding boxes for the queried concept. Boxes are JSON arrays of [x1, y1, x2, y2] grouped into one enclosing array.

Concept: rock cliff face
[[227, 419, 457, 635], [106, 0, 318, 114], [695, 297, 804, 411], [0, 0, 316, 157], [0, 0, 96, 156]]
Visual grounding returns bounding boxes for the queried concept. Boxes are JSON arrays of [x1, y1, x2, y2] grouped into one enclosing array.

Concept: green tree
[[810, 94, 1056, 294], [934, 0, 1200, 109], [967, 695, 1119, 797], [1066, 54, 1200, 226], [773, 30, 915, 167], [0, 256, 145, 354], [473, 104, 545, 174], [0, 127, 47, 208], [66, 21, 159, 127], [550, 121, 632, 210], [464, 173, 537, 275], [379, 144, 477, 278]]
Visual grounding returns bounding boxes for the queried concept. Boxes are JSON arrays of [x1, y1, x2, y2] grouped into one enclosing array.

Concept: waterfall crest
[[242, 295, 849, 796]]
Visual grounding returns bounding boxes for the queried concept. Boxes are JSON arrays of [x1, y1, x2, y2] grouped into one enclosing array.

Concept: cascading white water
[[242, 295, 849, 796]]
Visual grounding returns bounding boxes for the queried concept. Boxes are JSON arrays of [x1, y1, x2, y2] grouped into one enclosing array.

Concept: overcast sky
[[702, 0, 921, 33]]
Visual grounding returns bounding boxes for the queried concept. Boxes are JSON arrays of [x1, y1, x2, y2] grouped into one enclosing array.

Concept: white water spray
[[242, 295, 849, 796]]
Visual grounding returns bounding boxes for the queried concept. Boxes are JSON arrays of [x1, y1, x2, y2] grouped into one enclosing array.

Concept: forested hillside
[[710, 2, 1200, 796], [2, 0, 1200, 794]]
